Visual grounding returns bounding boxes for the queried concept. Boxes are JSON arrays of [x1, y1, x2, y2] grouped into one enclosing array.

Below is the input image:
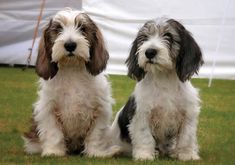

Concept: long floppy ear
[[169, 19, 204, 82], [125, 38, 146, 81], [86, 25, 109, 76], [35, 20, 58, 80]]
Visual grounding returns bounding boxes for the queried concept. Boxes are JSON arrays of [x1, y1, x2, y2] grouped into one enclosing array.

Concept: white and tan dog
[[110, 18, 203, 161], [23, 8, 119, 157]]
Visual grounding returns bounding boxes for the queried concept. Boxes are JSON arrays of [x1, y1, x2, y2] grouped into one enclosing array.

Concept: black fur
[[126, 34, 147, 81], [118, 96, 136, 143], [168, 19, 204, 82]]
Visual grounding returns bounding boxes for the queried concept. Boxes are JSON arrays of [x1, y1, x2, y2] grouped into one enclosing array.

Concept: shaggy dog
[[23, 8, 119, 157], [110, 18, 203, 161]]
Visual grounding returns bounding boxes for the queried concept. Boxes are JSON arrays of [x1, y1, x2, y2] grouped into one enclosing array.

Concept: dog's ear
[[36, 19, 58, 80], [168, 19, 203, 82], [86, 24, 109, 76], [126, 37, 146, 81]]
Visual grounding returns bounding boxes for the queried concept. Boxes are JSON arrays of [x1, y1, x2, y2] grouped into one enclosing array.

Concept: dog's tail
[[22, 119, 42, 154], [107, 109, 132, 155]]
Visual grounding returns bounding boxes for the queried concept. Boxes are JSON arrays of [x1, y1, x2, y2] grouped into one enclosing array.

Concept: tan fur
[[76, 13, 109, 75], [24, 118, 39, 143], [36, 20, 58, 80], [52, 106, 100, 153], [149, 106, 186, 142]]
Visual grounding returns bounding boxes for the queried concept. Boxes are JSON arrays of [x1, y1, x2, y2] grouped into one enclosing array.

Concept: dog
[[110, 18, 203, 161], [23, 8, 119, 157]]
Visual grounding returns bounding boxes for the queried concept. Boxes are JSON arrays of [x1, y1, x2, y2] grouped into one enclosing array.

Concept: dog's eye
[[57, 24, 62, 30], [80, 26, 86, 33], [163, 33, 172, 38], [138, 34, 148, 42], [52, 24, 63, 33], [163, 33, 174, 44]]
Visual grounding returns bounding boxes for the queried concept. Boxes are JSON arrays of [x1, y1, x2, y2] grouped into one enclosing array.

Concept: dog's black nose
[[145, 48, 157, 59], [64, 41, 77, 52]]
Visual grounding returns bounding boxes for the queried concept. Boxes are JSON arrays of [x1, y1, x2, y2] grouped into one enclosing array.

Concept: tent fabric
[[0, 0, 235, 79]]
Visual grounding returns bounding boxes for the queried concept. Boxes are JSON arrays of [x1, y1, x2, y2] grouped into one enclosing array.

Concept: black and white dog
[[110, 18, 203, 161]]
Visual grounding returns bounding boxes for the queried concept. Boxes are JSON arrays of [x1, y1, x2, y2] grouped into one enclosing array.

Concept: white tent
[[0, 0, 235, 81]]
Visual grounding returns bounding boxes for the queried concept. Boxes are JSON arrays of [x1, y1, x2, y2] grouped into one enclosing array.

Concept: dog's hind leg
[[23, 120, 42, 154], [83, 102, 122, 157]]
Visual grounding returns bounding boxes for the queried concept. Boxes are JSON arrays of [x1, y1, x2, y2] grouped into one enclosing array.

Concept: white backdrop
[[0, 0, 235, 79]]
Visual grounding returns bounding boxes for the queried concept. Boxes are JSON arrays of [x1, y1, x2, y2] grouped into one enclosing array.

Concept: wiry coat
[[23, 8, 119, 157], [110, 18, 203, 161]]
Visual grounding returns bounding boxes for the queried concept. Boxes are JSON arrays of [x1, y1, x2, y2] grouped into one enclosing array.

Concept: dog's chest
[[137, 79, 186, 142], [149, 106, 185, 142], [149, 92, 185, 141], [51, 74, 100, 139], [58, 88, 98, 137]]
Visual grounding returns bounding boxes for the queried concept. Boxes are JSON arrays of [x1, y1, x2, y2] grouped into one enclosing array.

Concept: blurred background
[[0, 0, 234, 80]]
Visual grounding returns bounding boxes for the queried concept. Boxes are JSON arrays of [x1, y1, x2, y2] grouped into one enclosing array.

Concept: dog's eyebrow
[[74, 16, 85, 29], [51, 20, 66, 29], [74, 16, 79, 27], [49, 21, 64, 34]]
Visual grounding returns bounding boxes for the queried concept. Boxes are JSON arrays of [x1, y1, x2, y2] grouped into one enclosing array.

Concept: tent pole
[[208, 0, 230, 87]]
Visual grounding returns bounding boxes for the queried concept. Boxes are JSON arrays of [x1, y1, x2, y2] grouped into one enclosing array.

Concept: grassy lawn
[[0, 67, 234, 165]]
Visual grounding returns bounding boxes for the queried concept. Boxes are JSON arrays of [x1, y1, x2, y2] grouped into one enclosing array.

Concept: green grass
[[0, 67, 235, 165]]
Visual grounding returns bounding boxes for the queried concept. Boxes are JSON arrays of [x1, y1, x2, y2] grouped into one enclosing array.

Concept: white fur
[[24, 64, 120, 157], [38, 68, 113, 156]]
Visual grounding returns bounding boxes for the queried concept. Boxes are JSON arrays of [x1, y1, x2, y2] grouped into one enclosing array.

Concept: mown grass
[[0, 67, 234, 165]]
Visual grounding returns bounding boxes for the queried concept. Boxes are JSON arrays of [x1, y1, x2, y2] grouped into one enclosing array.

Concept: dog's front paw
[[133, 149, 155, 161], [41, 147, 66, 157], [177, 152, 200, 161]]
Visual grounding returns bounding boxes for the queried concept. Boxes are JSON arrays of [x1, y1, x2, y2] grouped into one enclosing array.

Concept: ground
[[0, 67, 235, 165]]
